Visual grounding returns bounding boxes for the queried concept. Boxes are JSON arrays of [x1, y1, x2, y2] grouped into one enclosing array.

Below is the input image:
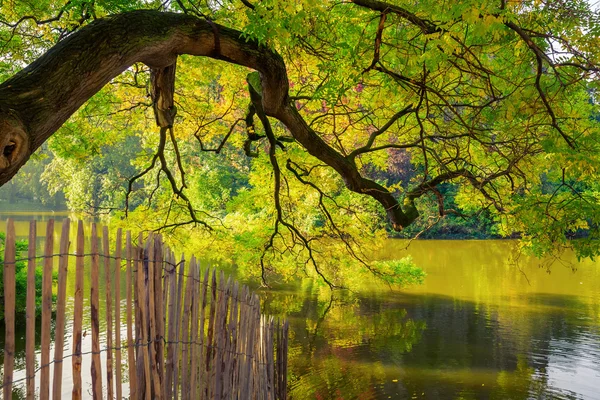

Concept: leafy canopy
[[1, 0, 599, 286]]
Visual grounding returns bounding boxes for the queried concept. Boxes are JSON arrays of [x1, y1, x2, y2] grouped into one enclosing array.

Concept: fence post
[[3, 219, 16, 400], [225, 281, 240, 399], [126, 231, 138, 399], [180, 255, 193, 400], [90, 223, 103, 399], [197, 267, 210, 400], [165, 249, 178, 400], [190, 256, 200, 399], [162, 247, 170, 400], [138, 235, 151, 400], [153, 236, 164, 400], [115, 228, 123, 400], [103, 226, 115, 400], [173, 254, 186, 400], [40, 219, 54, 400], [279, 320, 289, 400], [52, 218, 71, 399], [25, 220, 36, 400], [72, 221, 85, 400]]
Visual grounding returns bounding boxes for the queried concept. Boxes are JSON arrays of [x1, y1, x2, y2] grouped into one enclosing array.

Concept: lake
[[1, 213, 599, 399]]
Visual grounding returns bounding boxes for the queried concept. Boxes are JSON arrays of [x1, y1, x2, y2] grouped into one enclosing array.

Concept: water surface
[[1, 215, 599, 399], [259, 240, 600, 399]]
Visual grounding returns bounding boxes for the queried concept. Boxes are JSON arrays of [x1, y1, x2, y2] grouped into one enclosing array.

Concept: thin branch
[[347, 104, 414, 160], [195, 118, 243, 154]]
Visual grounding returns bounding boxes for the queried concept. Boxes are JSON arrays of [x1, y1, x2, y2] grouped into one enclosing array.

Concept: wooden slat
[[281, 320, 289, 400], [214, 273, 224, 399], [251, 294, 262, 397], [72, 221, 84, 400], [125, 231, 137, 400], [163, 248, 170, 324], [134, 234, 145, 398], [25, 220, 36, 400], [197, 267, 210, 400], [240, 293, 256, 395], [265, 316, 270, 400], [245, 288, 254, 399], [146, 236, 162, 399], [278, 319, 285, 400], [225, 281, 240, 398], [259, 315, 265, 400], [137, 235, 151, 400], [173, 254, 186, 400], [259, 316, 265, 400], [236, 286, 249, 400], [103, 226, 115, 400], [180, 256, 194, 400], [154, 236, 165, 399], [114, 228, 123, 400], [165, 249, 178, 400], [227, 278, 236, 397], [231, 285, 244, 400], [243, 287, 253, 399], [257, 295, 264, 399], [40, 219, 54, 400], [162, 247, 170, 400], [3, 219, 16, 399], [162, 247, 169, 394], [240, 289, 252, 398], [214, 274, 230, 399], [189, 258, 200, 400], [161, 246, 168, 400], [255, 314, 260, 400], [220, 277, 233, 400], [276, 320, 280, 400], [90, 223, 103, 399], [256, 295, 264, 399], [269, 317, 275, 400], [52, 218, 71, 399], [205, 269, 217, 400], [261, 315, 273, 400]]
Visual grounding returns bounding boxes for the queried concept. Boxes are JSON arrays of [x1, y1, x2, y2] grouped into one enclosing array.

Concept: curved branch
[[0, 9, 418, 231], [0, 10, 288, 184], [351, 0, 441, 35]]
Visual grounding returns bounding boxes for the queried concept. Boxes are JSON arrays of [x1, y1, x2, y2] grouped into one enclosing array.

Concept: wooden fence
[[1, 218, 288, 400]]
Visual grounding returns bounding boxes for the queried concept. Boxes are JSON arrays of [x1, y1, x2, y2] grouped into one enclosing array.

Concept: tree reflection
[[260, 282, 426, 399], [258, 240, 600, 400]]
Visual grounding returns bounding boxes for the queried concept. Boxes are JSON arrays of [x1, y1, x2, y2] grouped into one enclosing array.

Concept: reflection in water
[[1, 216, 599, 399], [259, 240, 600, 400], [0, 215, 129, 399], [260, 285, 426, 400]]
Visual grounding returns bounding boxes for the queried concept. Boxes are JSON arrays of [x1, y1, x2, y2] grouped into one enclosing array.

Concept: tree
[[0, 0, 599, 284]]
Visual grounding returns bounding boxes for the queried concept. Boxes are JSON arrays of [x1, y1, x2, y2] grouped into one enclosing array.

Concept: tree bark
[[0, 10, 419, 229]]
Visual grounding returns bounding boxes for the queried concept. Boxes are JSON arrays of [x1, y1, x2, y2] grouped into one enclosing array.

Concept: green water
[[1, 214, 599, 399], [261, 241, 600, 400]]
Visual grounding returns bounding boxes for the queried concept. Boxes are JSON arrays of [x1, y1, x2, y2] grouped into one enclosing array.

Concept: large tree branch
[[0, 10, 420, 230], [0, 10, 289, 184], [350, 0, 441, 35]]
